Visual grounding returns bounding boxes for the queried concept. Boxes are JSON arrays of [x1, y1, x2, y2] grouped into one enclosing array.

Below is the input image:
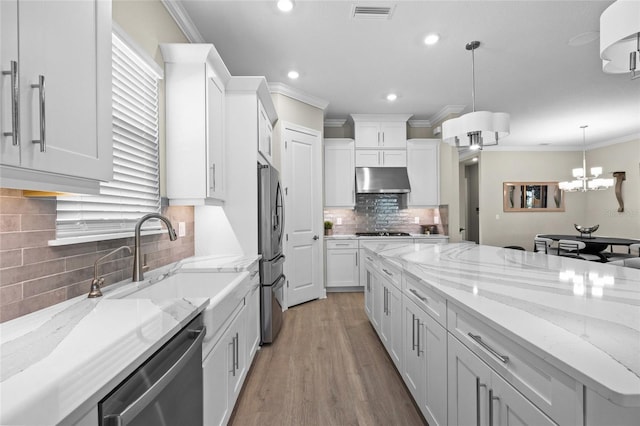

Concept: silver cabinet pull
[[475, 377, 487, 426], [355, 251, 358, 266], [313, 235, 319, 240], [468, 332, 509, 363], [335, 243, 350, 246], [229, 339, 235, 375], [489, 389, 499, 426], [234, 332, 239, 371], [210, 163, 216, 192], [411, 313, 417, 352], [382, 268, 393, 277], [409, 288, 428, 303], [416, 320, 423, 357], [30, 75, 45, 152], [2, 60, 19, 146]]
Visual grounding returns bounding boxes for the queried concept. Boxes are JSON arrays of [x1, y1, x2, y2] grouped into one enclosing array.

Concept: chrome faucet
[[132, 213, 178, 282], [88, 246, 132, 298]]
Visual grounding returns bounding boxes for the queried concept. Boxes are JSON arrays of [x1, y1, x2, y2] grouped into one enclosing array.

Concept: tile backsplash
[[324, 194, 448, 235], [0, 189, 194, 323]]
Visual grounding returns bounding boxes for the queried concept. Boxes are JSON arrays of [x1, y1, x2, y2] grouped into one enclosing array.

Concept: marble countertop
[[0, 254, 260, 425], [365, 242, 640, 407]]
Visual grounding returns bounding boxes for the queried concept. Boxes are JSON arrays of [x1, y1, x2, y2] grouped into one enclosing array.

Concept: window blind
[[56, 33, 161, 239]]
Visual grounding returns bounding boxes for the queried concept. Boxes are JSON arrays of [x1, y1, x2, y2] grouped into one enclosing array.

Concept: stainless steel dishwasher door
[[99, 315, 205, 426]]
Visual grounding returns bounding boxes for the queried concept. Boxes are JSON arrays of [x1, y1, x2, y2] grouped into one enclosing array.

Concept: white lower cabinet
[[363, 256, 374, 320], [448, 335, 555, 426], [325, 240, 359, 288], [403, 295, 448, 426], [203, 277, 258, 426], [379, 279, 402, 371]]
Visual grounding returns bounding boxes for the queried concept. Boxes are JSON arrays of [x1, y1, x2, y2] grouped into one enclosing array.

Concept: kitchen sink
[[120, 270, 253, 357]]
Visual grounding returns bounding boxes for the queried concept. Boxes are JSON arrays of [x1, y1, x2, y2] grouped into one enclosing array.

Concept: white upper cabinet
[[324, 139, 355, 207], [258, 100, 273, 164], [351, 114, 411, 149], [407, 139, 440, 207], [0, 0, 112, 194], [161, 43, 231, 206], [355, 149, 407, 167]]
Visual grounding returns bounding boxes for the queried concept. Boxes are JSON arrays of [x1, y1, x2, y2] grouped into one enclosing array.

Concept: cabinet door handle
[[416, 320, 423, 357], [2, 60, 19, 146], [229, 339, 236, 376], [234, 332, 239, 371], [335, 243, 350, 246], [352, 189, 355, 203], [489, 389, 499, 426], [409, 288, 428, 303], [476, 377, 487, 426], [355, 252, 358, 266], [382, 268, 393, 277], [210, 163, 216, 192], [382, 131, 385, 145], [468, 332, 510, 363], [31, 75, 45, 152], [411, 313, 417, 352]]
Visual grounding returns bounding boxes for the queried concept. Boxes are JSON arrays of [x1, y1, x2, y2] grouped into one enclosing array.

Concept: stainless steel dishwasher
[[99, 315, 206, 426]]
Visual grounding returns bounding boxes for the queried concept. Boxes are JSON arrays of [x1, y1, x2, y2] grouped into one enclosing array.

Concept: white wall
[[584, 138, 640, 239], [478, 150, 587, 250], [477, 138, 639, 250]]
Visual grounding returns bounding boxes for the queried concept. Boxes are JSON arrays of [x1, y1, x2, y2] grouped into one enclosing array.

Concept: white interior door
[[282, 123, 324, 307]]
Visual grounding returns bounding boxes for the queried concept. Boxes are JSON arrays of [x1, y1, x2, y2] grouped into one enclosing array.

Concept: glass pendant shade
[[600, 0, 640, 78]]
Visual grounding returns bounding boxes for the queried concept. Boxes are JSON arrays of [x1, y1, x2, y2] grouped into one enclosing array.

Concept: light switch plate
[[178, 221, 186, 237], [336, 217, 342, 225]]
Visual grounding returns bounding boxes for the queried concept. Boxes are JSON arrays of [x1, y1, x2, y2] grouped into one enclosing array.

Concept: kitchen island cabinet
[[362, 242, 640, 426], [0, 0, 112, 194]]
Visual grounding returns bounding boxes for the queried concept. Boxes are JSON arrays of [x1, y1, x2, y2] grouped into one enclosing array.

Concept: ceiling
[[175, 0, 640, 149]]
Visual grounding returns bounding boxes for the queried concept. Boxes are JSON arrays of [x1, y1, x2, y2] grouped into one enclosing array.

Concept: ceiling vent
[[351, 5, 395, 20]]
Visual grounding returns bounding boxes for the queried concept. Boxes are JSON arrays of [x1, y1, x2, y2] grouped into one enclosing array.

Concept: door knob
[[313, 235, 319, 240]]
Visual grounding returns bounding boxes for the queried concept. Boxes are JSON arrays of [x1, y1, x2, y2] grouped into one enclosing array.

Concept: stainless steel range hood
[[355, 167, 411, 194]]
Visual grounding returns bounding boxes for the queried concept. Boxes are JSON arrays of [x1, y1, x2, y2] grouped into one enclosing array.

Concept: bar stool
[[533, 237, 553, 254]]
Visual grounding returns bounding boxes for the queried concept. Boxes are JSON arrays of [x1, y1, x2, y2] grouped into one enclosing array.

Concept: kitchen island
[[361, 242, 640, 425]]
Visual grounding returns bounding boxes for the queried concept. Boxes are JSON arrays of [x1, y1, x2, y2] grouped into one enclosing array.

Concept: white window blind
[[56, 32, 162, 239]]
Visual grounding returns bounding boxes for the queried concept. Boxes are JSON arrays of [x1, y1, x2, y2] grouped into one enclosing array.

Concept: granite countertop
[[364, 242, 640, 407], [0, 254, 260, 425]]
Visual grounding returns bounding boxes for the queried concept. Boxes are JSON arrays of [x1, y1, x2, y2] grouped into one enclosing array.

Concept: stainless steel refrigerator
[[258, 162, 285, 344]]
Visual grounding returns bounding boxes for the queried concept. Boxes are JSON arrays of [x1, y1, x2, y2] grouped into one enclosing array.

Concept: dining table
[[537, 234, 640, 260]]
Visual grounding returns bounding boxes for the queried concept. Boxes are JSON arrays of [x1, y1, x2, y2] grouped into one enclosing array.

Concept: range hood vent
[[351, 5, 395, 20], [355, 167, 411, 194]]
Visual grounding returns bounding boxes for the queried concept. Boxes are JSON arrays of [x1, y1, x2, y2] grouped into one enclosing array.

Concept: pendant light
[[559, 126, 614, 192], [600, 0, 640, 79], [442, 41, 510, 150]]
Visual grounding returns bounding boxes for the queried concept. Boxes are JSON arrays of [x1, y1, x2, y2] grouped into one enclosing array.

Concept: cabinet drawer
[[326, 239, 358, 249], [403, 272, 447, 328], [448, 303, 582, 426], [377, 259, 401, 289]]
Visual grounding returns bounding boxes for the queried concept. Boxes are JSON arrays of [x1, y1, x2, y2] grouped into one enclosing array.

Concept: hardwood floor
[[229, 292, 426, 426]]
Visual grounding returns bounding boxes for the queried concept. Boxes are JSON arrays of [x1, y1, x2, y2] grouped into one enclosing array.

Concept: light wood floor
[[229, 292, 426, 426]]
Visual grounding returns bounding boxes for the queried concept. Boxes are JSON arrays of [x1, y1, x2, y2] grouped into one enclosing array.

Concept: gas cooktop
[[355, 232, 411, 237]]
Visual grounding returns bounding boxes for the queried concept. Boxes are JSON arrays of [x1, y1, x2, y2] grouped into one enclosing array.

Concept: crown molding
[[350, 113, 413, 122], [268, 82, 330, 110], [161, 0, 205, 43], [408, 119, 432, 128], [429, 105, 466, 125], [324, 119, 347, 128]]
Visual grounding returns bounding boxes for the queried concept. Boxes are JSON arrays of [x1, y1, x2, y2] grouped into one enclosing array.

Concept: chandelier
[[559, 126, 614, 192], [441, 41, 510, 150]]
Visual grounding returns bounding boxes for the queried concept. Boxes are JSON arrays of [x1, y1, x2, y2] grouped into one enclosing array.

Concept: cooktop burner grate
[[355, 231, 411, 237]]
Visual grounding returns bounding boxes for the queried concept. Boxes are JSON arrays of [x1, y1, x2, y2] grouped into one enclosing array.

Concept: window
[[55, 29, 163, 241]]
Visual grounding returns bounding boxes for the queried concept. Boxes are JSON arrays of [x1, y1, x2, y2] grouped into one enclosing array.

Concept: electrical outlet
[[495, 214, 500, 220], [434, 216, 440, 224], [414, 216, 420, 224], [336, 217, 342, 225], [178, 221, 186, 237]]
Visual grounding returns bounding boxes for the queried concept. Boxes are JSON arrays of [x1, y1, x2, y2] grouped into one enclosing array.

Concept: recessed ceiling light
[[386, 93, 397, 101], [277, 0, 294, 12], [471, 157, 478, 162], [287, 70, 299, 79], [424, 33, 440, 45]]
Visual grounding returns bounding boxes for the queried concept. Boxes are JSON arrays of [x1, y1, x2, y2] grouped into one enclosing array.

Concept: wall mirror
[[503, 182, 565, 212]]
